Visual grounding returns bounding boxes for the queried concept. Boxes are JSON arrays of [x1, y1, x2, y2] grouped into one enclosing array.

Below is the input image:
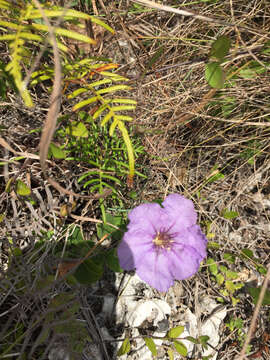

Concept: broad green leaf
[[223, 253, 235, 264], [216, 273, 224, 285], [117, 338, 130, 356], [173, 341, 187, 356], [209, 36, 231, 61], [241, 248, 253, 259], [219, 265, 227, 273], [105, 248, 123, 273], [185, 336, 199, 344], [66, 122, 89, 137], [232, 297, 240, 306], [199, 335, 210, 349], [167, 326, 185, 339], [49, 143, 66, 159], [16, 179, 31, 196], [222, 208, 239, 219], [225, 280, 236, 293], [247, 286, 270, 305], [257, 265, 267, 275], [97, 212, 124, 239], [225, 270, 238, 280], [144, 337, 157, 356], [74, 258, 103, 285], [205, 62, 225, 89], [206, 258, 218, 276]]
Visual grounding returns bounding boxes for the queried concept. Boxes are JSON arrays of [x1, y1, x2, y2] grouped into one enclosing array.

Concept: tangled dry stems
[[0, 0, 270, 359]]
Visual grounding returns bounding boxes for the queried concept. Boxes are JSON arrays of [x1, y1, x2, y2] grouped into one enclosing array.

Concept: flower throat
[[153, 230, 173, 250]]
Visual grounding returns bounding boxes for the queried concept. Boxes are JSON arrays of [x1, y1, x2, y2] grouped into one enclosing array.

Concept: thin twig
[[237, 264, 270, 359]]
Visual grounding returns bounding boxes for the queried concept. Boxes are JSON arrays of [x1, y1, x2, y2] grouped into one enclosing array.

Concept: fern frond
[[31, 23, 96, 45], [1, 2, 114, 106], [0, 0, 10, 10], [26, 9, 114, 33], [4, 4, 34, 107]]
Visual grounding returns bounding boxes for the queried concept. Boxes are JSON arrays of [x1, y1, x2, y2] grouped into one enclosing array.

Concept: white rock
[[127, 299, 171, 328]]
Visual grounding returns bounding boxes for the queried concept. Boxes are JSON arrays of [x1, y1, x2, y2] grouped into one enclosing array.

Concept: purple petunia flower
[[117, 194, 207, 292]]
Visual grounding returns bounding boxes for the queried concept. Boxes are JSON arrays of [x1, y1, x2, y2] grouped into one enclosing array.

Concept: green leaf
[[174, 340, 187, 357], [167, 347, 174, 360], [167, 326, 185, 339], [49, 143, 66, 159], [66, 122, 89, 137], [96, 84, 131, 95], [225, 280, 236, 293], [5, 177, 14, 193], [216, 273, 225, 285], [185, 336, 199, 344], [117, 338, 131, 356], [225, 270, 238, 280], [199, 335, 210, 349], [205, 62, 225, 89], [206, 258, 218, 276], [223, 253, 235, 264], [207, 241, 220, 249], [72, 96, 98, 110], [241, 248, 254, 259], [144, 337, 157, 356], [74, 258, 103, 285], [222, 208, 239, 219], [105, 248, 123, 273], [16, 179, 31, 196], [247, 286, 270, 306], [209, 36, 231, 61], [207, 170, 224, 183], [257, 265, 267, 275], [219, 265, 227, 273], [96, 212, 124, 239]]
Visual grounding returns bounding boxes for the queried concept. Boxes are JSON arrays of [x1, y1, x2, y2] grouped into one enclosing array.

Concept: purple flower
[[117, 194, 207, 292]]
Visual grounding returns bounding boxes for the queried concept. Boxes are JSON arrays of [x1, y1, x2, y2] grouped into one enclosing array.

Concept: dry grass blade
[[130, 0, 270, 38], [34, 0, 62, 175], [131, 0, 240, 27]]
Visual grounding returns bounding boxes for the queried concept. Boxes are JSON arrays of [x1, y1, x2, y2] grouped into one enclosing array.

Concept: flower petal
[[118, 230, 154, 270], [127, 202, 165, 233], [136, 249, 175, 292], [168, 245, 203, 280], [162, 194, 197, 228], [173, 225, 207, 259]]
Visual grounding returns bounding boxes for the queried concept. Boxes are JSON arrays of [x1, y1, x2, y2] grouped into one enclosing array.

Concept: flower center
[[153, 230, 173, 250]]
